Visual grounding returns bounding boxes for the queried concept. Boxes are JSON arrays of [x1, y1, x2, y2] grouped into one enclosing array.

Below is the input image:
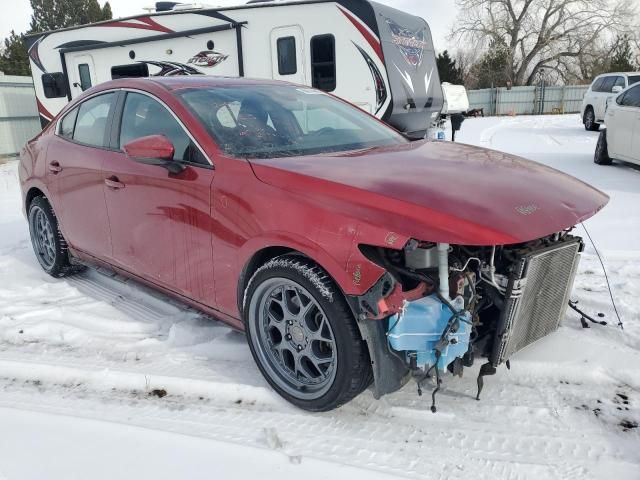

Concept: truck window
[[78, 64, 92, 91], [613, 76, 625, 89], [277, 37, 297, 75], [42, 73, 67, 99], [310, 34, 336, 92], [599, 76, 616, 93]]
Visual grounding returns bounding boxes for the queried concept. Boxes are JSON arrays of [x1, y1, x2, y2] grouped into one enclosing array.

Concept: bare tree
[[451, 0, 638, 85]]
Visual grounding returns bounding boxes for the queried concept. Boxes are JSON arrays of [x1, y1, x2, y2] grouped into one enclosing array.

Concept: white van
[[581, 72, 640, 131]]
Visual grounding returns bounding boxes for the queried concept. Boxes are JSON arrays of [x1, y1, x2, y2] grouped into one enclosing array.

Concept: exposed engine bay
[[353, 231, 583, 410]]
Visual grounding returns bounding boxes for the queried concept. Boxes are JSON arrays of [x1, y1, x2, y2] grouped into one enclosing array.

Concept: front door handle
[[48, 161, 62, 174], [105, 176, 125, 190]]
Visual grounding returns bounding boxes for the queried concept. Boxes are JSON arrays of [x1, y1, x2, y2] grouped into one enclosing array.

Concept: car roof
[[95, 76, 296, 93], [596, 72, 640, 78]]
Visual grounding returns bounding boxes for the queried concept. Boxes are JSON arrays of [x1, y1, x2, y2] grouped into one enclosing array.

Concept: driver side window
[[119, 92, 207, 165], [620, 85, 640, 108]]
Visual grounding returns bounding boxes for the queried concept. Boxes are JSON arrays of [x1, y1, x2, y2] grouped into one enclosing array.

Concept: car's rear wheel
[[244, 256, 371, 411], [28, 196, 83, 277], [594, 130, 612, 165], [584, 107, 600, 131]]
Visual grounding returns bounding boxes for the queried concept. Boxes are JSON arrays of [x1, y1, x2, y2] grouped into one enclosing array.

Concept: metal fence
[[0, 75, 41, 157], [467, 85, 589, 116]]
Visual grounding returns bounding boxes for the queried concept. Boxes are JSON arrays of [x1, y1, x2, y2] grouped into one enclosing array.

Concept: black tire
[[27, 196, 83, 277], [243, 255, 372, 411], [583, 107, 600, 131], [594, 130, 612, 165]]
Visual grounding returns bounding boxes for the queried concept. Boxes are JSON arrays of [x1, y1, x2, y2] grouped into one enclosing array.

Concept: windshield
[[628, 75, 640, 86], [178, 85, 407, 159]]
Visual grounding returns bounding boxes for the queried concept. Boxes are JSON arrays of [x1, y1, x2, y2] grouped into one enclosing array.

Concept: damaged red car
[[19, 77, 608, 411]]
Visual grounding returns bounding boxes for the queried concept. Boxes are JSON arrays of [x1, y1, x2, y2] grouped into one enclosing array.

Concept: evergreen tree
[[30, 0, 112, 32], [0, 31, 30, 75], [609, 35, 636, 72], [101, 2, 113, 21], [436, 50, 464, 84]]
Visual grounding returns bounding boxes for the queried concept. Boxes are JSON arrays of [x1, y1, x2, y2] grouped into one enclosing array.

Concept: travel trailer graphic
[[25, 0, 443, 139]]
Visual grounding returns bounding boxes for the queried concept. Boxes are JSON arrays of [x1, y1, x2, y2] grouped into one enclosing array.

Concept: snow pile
[[0, 115, 638, 479]]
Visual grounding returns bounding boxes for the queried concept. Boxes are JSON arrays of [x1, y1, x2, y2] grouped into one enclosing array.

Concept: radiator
[[491, 239, 582, 365]]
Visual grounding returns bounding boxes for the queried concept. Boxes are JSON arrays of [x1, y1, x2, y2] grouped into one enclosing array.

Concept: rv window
[[73, 93, 115, 147], [310, 34, 336, 92], [78, 64, 92, 91], [277, 37, 297, 75], [59, 107, 79, 139], [42, 73, 68, 99], [111, 63, 150, 80], [119, 92, 207, 165]]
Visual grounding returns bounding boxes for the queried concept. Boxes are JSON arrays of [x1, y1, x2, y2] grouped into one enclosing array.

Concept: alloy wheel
[[250, 278, 337, 400], [29, 205, 56, 269]]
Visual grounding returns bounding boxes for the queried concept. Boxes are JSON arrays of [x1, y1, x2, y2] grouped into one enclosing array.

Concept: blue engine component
[[387, 294, 472, 371]]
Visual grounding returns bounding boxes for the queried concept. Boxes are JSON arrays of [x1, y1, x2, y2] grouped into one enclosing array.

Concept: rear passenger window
[[59, 107, 78, 139], [119, 92, 207, 165], [73, 93, 115, 147], [277, 37, 297, 75], [311, 34, 336, 92]]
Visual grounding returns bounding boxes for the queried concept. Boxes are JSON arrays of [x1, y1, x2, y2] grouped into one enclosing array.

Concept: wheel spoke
[[308, 316, 332, 342]]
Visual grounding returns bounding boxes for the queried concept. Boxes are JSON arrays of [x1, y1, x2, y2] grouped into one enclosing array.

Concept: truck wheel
[[28, 196, 83, 277], [584, 107, 600, 131], [594, 130, 612, 165], [244, 255, 372, 411]]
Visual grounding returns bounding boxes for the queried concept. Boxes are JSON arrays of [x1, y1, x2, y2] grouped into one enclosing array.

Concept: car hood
[[248, 141, 608, 245]]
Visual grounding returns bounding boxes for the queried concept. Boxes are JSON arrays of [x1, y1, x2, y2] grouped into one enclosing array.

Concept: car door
[[623, 85, 640, 164], [595, 76, 616, 121], [271, 26, 307, 86], [101, 90, 216, 305], [45, 92, 117, 257], [608, 85, 640, 162], [69, 54, 97, 98]]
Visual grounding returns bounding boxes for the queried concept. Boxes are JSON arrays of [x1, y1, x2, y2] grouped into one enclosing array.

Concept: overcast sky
[[1, 0, 458, 51]]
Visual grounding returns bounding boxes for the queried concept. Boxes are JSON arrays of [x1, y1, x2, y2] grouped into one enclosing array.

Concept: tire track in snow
[[0, 371, 628, 480]]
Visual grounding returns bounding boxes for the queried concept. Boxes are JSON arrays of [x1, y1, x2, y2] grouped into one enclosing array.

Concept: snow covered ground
[[0, 114, 638, 479]]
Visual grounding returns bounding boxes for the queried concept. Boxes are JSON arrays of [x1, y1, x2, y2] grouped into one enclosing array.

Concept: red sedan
[[20, 77, 607, 411]]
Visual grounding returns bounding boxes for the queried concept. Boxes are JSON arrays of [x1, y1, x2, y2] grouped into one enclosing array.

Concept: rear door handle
[[104, 176, 125, 190], [48, 161, 62, 174]]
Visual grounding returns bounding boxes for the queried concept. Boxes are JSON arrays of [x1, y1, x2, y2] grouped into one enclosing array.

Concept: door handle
[[104, 176, 125, 190], [48, 161, 62, 174]]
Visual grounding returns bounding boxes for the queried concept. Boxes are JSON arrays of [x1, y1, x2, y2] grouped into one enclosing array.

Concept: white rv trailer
[[25, 0, 443, 139]]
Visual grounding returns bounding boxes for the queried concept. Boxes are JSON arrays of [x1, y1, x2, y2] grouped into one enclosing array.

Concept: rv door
[[68, 54, 97, 98], [270, 26, 306, 85]]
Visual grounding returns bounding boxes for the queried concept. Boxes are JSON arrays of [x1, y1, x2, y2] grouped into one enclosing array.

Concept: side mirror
[[612, 85, 623, 94], [123, 135, 185, 174]]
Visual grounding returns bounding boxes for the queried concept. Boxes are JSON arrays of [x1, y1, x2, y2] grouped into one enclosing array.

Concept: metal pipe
[[437, 243, 450, 300]]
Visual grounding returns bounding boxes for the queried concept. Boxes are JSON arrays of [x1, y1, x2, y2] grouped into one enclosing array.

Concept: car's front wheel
[[584, 107, 600, 131], [594, 130, 612, 165], [244, 256, 371, 411], [28, 196, 82, 277]]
